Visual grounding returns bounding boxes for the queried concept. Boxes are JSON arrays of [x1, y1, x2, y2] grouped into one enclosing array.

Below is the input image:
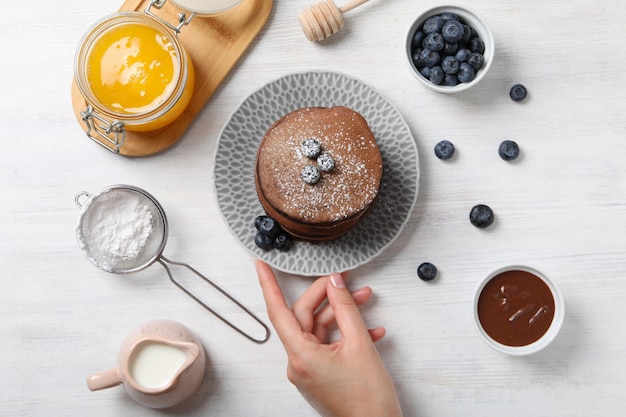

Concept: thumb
[[327, 273, 371, 343]]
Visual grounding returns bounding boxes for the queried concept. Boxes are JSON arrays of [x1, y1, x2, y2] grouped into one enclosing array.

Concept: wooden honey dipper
[[299, 0, 371, 41]]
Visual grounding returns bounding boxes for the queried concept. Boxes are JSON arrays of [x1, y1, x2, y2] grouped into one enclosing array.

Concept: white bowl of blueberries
[[406, 5, 494, 93]]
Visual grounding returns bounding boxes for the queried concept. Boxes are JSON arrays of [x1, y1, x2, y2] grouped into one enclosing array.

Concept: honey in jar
[[75, 12, 195, 132]]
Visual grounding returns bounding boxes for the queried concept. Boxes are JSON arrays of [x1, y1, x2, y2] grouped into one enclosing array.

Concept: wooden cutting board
[[71, 0, 273, 156]]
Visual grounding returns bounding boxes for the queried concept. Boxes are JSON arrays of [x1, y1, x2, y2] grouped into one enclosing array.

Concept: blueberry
[[468, 26, 478, 39], [422, 16, 444, 34], [429, 66, 444, 85], [455, 48, 471, 62], [419, 66, 431, 78], [301, 138, 321, 159], [442, 20, 464, 42], [509, 84, 528, 102], [412, 49, 423, 65], [259, 216, 281, 237], [439, 12, 459, 22], [443, 41, 459, 56], [467, 52, 484, 70], [317, 152, 335, 172], [460, 24, 472, 44], [457, 62, 475, 83], [254, 232, 273, 250], [469, 204, 495, 228], [498, 140, 520, 161], [417, 48, 440, 67], [301, 165, 321, 184], [443, 74, 458, 86], [411, 30, 426, 50], [423, 32, 444, 51], [441, 56, 459, 74], [417, 262, 438, 281], [272, 233, 292, 251], [434, 140, 455, 160], [254, 215, 268, 231], [469, 37, 485, 54]]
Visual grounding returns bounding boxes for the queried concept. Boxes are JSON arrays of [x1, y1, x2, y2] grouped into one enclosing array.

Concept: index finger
[[255, 260, 304, 349]]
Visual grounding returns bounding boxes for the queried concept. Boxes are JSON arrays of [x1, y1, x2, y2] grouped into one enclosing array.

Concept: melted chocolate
[[478, 270, 555, 347]]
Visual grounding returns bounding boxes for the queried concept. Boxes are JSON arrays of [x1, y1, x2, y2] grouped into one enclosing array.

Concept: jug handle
[[87, 368, 123, 391]]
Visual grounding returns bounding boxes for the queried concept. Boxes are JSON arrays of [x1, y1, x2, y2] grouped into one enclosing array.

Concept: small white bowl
[[406, 5, 494, 93], [473, 266, 565, 356]]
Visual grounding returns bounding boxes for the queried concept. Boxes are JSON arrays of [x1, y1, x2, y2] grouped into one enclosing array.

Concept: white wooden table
[[2, 0, 626, 415]]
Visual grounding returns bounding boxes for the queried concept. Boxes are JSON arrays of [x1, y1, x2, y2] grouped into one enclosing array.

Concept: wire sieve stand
[[158, 256, 270, 344]]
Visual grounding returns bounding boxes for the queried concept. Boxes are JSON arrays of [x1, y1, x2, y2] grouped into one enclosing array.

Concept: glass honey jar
[[75, 13, 194, 150], [74, 0, 244, 153]]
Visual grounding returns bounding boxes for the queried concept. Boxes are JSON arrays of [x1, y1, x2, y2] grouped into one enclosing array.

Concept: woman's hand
[[255, 260, 403, 417]]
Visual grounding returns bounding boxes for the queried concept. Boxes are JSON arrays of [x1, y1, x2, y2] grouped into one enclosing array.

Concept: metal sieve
[[75, 184, 270, 344]]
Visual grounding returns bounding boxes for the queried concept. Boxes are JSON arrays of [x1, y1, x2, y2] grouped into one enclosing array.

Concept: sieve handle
[[157, 256, 270, 344]]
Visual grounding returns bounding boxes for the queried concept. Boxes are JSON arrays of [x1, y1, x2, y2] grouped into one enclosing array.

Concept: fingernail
[[330, 273, 345, 289]]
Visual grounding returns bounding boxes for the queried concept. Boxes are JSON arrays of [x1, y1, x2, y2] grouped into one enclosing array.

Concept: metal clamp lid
[[145, 0, 195, 35], [80, 106, 125, 153]]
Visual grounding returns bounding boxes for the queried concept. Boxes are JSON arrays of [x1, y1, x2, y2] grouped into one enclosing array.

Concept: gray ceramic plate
[[212, 71, 419, 276]]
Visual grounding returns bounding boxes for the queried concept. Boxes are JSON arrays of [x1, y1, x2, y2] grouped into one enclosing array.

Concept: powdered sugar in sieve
[[76, 186, 166, 273]]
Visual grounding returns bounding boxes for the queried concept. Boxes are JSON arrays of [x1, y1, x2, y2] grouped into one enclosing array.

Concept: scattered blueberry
[[429, 66, 444, 85], [423, 15, 444, 34], [509, 84, 528, 102], [254, 232, 273, 250], [457, 62, 476, 83], [417, 262, 438, 281], [317, 152, 335, 172], [441, 56, 460, 74], [301, 165, 321, 184], [301, 138, 321, 158], [498, 140, 520, 161], [434, 140, 455, 160], [258, 216, 281, 237], [442, 20, 464, 42], [469, 204, 495, 228], [411, 13, 486, 87], [272, 233, 292, 251]]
